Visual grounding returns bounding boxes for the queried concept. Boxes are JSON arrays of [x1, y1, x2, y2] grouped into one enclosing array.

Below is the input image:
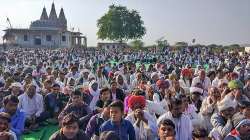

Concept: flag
[[192, 38, 196, 44]]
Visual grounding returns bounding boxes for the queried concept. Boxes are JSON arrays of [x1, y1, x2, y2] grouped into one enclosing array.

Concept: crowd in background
[[0, 47, 250, 140]]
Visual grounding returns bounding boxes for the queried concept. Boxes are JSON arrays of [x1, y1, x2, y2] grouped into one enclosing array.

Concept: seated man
[[210, 97, 237, 138], [99, 131, 120, 140], [224, 119, 250, 140], [157, 97, 193, 140], [0, 112, 17, 140], [125, 95, 157, 140], [0, 95, 25, 140], [18, 83, 49, 130], [95, 87, 111, 111], [85, 100, 112, 139], [192, 128, 210, 140], [49, 113, 90, 140], [100, 101, 136, 140], [158, 119, 176, 140], [45, 83, 67, 119], [237, 100, 250, 119], [58, 90, 91, 128]]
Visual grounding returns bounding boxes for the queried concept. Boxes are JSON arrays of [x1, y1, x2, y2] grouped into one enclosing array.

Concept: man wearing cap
[[210, 98, 237, 138], [200, 87, 220, 131], [224, 119, 250, 140], [77, 69, 90, 85], [225, 80, 249, 103]]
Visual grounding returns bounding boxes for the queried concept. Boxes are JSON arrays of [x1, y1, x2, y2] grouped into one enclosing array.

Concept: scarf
[[89, 81, 100, 110]]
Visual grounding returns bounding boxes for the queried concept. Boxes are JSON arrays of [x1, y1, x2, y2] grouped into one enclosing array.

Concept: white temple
[[2, 3, 87, 48]]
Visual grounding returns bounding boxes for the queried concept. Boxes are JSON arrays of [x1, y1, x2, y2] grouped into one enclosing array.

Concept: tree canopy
[[129, 40, 144, 50], [97, 5, 146, 42]]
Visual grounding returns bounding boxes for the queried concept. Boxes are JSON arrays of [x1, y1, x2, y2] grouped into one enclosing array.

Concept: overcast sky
[[0, 0, 249, 46]]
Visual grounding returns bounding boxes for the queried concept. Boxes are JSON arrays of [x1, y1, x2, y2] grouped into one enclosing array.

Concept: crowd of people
[[0, 47, 249, 140]]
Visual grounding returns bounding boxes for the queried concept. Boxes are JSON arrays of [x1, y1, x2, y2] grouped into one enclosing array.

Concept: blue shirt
[[0, 108, 26, 140], [100, 119, 136, 140]]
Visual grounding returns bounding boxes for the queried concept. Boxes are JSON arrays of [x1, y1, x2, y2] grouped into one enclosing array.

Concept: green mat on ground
[[21, 125, 58, 140]]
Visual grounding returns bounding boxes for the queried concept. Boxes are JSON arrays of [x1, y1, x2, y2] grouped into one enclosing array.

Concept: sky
[[0, 0, 249, 46]]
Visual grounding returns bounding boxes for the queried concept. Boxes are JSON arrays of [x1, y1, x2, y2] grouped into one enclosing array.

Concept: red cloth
[[128, 95, 146, 109]]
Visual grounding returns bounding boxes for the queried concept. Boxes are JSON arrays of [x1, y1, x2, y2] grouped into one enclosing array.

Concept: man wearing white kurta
[[157, 98, 193, 140]]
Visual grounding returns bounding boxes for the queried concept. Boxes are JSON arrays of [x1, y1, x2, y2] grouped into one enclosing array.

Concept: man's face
[[71, 95, 82, 105], [117, 76, 124, 84], [52, 86, 60, 94], [136, 73, 142, 80], [5, 101, 18, 116], [191, 93, 201, 102], [173, 81, 180, 89], [233, 89, 242, 98], [83, 72, 89, 79], [238, 123, 250, 138], [221, 107, 235, 119], [152, 75, 159, 82], [62, 122, 79, 139], [103, 107, 110, 118], [27, 86, 36, 98], [110, 107, 123, 123], [71, 68, 76, 73], [111, 83, 117, 90], [47, 68, 52, 74], [68, 79, 75, 87], [171, 104, 183, 118], [101, 91, 110, 101], [0, 118, 9, 132], [158, 124, 175, 140], [243, 108, 250, 119], [12, 86, 20, 94], [181, 97, 189, 112], [199, 71, 206, 80], [59, 73, 65, 79], [210, 88, 221, 101]]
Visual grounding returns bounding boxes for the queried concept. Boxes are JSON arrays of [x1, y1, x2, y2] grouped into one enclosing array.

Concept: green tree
[[97, 5, 146, 42], [129, 40, 144, 50], [156, 39, 168, 48]]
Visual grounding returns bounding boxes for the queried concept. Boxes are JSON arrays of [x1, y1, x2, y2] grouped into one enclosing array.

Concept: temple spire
[[49, 2, 57, 20], [40, 6, 48, 20], [59, 8, 66, 21]]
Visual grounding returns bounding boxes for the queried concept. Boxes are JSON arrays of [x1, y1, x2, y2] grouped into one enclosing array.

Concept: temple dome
[[29, 2, 67, 30]]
